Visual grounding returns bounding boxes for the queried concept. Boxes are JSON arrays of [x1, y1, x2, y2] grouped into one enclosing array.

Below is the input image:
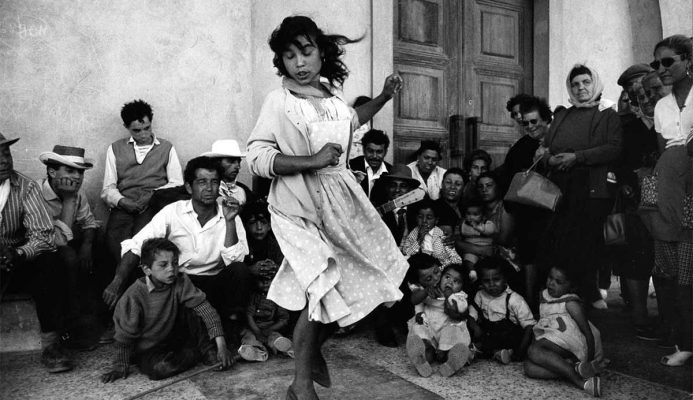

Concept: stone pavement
[[1, 278, 691, 400]]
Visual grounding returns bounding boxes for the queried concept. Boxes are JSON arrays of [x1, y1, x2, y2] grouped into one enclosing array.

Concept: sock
[[41, 331, 59, 349]]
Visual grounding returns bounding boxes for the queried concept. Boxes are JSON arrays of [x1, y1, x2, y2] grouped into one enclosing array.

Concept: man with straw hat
[[0, 133, 73, 373]]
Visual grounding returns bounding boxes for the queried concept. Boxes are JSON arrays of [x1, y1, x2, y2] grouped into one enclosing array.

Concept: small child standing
[[242, 200, 283, 280], [468, 257, 535, 364], [101, 238, 234, 383], [405, 254, 472, 377], [524, 265, 605, 397], [401, 199, 463, 267], [459, 201, 497, 282], [239, 277, 294, 361]]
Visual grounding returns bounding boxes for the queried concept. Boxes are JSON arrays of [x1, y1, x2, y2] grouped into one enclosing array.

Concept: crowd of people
[[0, 14, 691, 400]]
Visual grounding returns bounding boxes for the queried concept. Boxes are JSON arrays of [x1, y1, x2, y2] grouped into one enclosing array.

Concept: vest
[[112, 138, 172, 206]]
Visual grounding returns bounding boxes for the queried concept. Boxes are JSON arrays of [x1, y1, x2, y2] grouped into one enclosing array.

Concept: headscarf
[[566, 64, 605, 109]]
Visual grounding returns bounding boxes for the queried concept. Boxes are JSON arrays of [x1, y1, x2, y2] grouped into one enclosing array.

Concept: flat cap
[[618, 64, 654, 87]]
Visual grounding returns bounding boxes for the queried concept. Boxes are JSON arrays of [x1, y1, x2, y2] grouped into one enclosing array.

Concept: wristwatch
[[15, 248, 25, 260]]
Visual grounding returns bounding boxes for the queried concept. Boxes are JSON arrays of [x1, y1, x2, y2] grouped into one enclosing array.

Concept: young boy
[[468, 257, 535, 364], [101, 238, 234, 383], [242, 200, 283, 279], [400, 198, 463, 267]]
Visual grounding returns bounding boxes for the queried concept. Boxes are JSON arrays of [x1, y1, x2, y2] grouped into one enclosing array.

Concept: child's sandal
[[583, 376, 601, 397]]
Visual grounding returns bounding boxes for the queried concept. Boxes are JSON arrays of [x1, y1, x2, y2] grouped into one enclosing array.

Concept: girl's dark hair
[[463, 149, 492, 172], [268, 15, 362, 87], [519, 96, 553, 124], [411, 197, 439, 219], [477, 170, 499, 185], [569, 65, 592, 82], [550, 264, 578, 287], [654, 34, 693, 59], [405, 253, 440, 284], [241, 200, 270, 225]]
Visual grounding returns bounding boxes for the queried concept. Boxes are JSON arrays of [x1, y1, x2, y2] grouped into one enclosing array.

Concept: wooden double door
[[393, 0, 533, 168]]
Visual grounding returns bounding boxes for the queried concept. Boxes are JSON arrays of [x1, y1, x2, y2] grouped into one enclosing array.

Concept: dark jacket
[[348, 156, 393, 198], [543, 106, 623, 199]]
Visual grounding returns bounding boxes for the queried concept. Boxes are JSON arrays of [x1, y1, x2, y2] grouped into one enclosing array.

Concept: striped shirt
[[0, 172, 55, 260]]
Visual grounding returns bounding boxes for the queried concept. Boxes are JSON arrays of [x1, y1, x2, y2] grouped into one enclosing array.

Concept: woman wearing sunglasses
[[536, 64, 623, 311], [646, 35, 693, 367]]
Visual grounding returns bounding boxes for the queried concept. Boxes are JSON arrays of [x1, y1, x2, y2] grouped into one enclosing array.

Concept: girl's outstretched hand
[[381, 74, 403, 99]]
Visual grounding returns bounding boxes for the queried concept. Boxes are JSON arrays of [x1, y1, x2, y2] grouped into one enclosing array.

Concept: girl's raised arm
[[566, 300, 596, 361], [355, 74, 402, 125]]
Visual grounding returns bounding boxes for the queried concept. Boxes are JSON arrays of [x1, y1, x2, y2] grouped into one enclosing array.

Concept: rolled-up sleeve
[[247, 93, 282, 179], [221, 215, 248, 265]]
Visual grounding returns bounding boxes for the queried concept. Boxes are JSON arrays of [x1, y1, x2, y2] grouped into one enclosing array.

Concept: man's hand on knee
[[102, 276, 125, 309]]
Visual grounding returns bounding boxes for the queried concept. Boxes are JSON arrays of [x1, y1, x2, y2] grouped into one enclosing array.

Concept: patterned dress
[[533, 289, 603, 362], [266, 92, 409, 327]]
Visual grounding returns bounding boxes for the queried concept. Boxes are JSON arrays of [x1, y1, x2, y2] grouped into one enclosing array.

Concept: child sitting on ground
[[242, 200, 283, 280], [405, 254, 472, 377], [524, 265, 606, 397], [401, 199, 462, 267], [459, 201, 497, 282], [468, 257, 535, 365], [238, 276, 294, 361], [101, 238, 234, 383]]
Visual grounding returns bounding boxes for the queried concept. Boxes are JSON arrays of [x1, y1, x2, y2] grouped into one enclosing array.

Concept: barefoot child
[[246, 15, 407, 398], [524, 265, 605, 397], [405, 254, 472, 377], [468, 257, 535, 364], [101, 238, 234, 383], [401, 198, 463, 267]]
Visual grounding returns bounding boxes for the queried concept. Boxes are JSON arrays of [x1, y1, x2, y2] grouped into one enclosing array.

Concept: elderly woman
[[407, 140, 446, 200], [645, 35, 693, 367], [538, 64, 623, 309]]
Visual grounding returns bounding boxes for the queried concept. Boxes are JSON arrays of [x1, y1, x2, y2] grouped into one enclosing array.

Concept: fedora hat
[[380, 164, 420, 188], [0, 132, 20, 147], [200, 139, 245, 158], [39, 145, 93, 169]]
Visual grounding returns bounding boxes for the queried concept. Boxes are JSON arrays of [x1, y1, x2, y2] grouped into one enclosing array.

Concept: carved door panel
[[393, 0, 533, 169], [461, 0, 533, 168]]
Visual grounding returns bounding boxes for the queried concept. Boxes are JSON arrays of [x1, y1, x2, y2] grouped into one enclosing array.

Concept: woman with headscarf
[[537, 64, 623, 309]]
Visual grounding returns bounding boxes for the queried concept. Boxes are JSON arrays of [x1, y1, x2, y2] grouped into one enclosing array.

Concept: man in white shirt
[[349, 129, 393, 199], [103, 156, 252, 341], [101, 100, 183, 265], [407, 140, 447, 200]]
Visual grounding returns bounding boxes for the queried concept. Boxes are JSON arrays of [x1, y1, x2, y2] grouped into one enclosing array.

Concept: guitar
[[376, 188, 426, 216]]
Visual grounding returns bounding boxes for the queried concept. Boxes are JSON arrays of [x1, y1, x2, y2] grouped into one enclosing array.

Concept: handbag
[[504, 158, 562, 211], [604, 194, 626, 246], [639, 173, 658, 209]]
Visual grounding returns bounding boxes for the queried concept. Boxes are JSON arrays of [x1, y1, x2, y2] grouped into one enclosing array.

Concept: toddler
[[524, 266, 605, 397], [459, 201, 497, 282], [101, 238, 233, 383], [468, 257, 535, 364], [401, 199, 462, 267], [405, 254, 472, 377], [239, 277, 294, 361]]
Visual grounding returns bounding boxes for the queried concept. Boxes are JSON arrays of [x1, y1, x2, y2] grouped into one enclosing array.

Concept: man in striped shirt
[[0, 133, 73, 373]]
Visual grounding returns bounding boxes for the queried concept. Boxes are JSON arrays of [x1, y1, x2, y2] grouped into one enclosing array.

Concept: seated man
[[38, 145, 98, 335], [0, 133, 70, 372], [348, 129, 392, 199], [101, 99, 183, 264], [102, 156, 253, 344]]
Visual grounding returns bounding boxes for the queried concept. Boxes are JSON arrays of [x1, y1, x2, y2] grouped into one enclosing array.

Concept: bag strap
[[525, 157, 542, 174]]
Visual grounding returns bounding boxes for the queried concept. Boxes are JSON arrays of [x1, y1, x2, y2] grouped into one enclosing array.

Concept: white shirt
[[120, 200, 249, 276], [654, 88, 693, 148], [407, 161, 446, 200], [365, 159, 388, 197], [100, 136, 184, 208], [470, 287, 536, 328]]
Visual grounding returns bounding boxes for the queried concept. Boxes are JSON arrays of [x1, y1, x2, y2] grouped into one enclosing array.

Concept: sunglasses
[[650, 54, 681, 70], [520, 119, 539, 126]]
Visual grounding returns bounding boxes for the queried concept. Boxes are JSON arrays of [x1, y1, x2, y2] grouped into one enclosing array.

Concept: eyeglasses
[[650, 54, 682, 70], [520, 119, 539, 126]]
